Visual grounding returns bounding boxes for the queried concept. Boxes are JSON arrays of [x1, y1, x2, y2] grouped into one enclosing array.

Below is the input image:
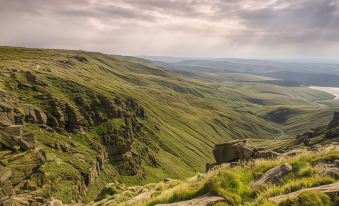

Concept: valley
[[0, 46, 338, 205], [2, 0, 338, 205]]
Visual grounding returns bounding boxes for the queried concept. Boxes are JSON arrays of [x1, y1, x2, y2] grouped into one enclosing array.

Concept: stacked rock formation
[[0, 123, 47, 205]]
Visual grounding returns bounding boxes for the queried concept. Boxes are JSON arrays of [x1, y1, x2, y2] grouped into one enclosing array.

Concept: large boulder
[[211, 140, 282, 168], [0, 126, 36, 151], [213, 140, 254, 164], [252, 163, 292, 188], [0, 131, 17, 149]]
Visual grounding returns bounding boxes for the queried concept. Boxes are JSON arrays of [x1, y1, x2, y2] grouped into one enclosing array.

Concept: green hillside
[[0, 46, 336, 203]]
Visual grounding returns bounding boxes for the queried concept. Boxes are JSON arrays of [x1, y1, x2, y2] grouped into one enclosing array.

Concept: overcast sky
[[1, 0, 339, 60]]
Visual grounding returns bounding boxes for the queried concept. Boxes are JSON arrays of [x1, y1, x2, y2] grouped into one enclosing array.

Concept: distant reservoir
[[309, 86, 339, 99]]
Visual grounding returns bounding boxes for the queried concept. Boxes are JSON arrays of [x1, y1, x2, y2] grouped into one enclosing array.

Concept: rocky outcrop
[[252, 163, 292, 188], [210, 140, 280, 168], [0, 101, 47, 126], [25, 71, 48, 87], [101, 124, 134, 156], [0, 75, 157, 200], [0, 125, 36, 151], [0, 124, 47, 205], [72, 56, 88, 63], [213, 140, 253, 164], [73, 95, 146, 128], [81, 148, 107, 187], [125, 97, 146, 119], [328, 111, 339, 129], [46, 97, 81, 132]]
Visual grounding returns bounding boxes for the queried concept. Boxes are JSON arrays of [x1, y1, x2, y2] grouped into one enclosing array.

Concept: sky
[[1, 0, 339, 60]]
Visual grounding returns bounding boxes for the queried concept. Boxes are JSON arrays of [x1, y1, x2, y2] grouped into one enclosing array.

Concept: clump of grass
[[207, 169, 254, 205], [260, 176, 335, 199], [278, 190, 331, 206], [311, 150, 339, 164]]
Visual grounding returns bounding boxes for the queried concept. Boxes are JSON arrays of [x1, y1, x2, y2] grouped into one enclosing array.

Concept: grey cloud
[[0, 0, 338, 59], [59, 5, 157, 22]]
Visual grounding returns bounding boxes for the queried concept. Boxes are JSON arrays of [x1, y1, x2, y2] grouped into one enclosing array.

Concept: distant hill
[[143, 56, 339, 87]]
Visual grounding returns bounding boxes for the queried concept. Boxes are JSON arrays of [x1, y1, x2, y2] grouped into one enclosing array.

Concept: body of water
[[309, 86, 339, 99]]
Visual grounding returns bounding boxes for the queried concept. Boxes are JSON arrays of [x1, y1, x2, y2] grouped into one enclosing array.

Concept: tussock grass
[[96, 147, 338, 206], [278, 190, 331, 206]]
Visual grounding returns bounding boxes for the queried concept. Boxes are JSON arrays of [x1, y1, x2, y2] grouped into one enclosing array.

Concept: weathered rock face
[[0, 101, 48, 127], [74, 95, 121, 128], [98, 118, 143, 176], [252, 163, 292, 188], [102, 124, 134, 156], [45, 97, 81, 132], [0, 75, 158, 201], [0, 124, 47, 205]]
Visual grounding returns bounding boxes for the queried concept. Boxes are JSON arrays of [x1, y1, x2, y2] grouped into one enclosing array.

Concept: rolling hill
[[0, 46, 337, 204]]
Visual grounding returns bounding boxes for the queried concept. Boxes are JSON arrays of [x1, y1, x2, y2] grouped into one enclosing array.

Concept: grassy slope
[[94, 147, 339, 206], [0, 46, 336, 202]]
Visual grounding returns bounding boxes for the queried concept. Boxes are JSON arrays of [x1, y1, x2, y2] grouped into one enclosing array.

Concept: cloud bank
[[0, 0, 338, 59]]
